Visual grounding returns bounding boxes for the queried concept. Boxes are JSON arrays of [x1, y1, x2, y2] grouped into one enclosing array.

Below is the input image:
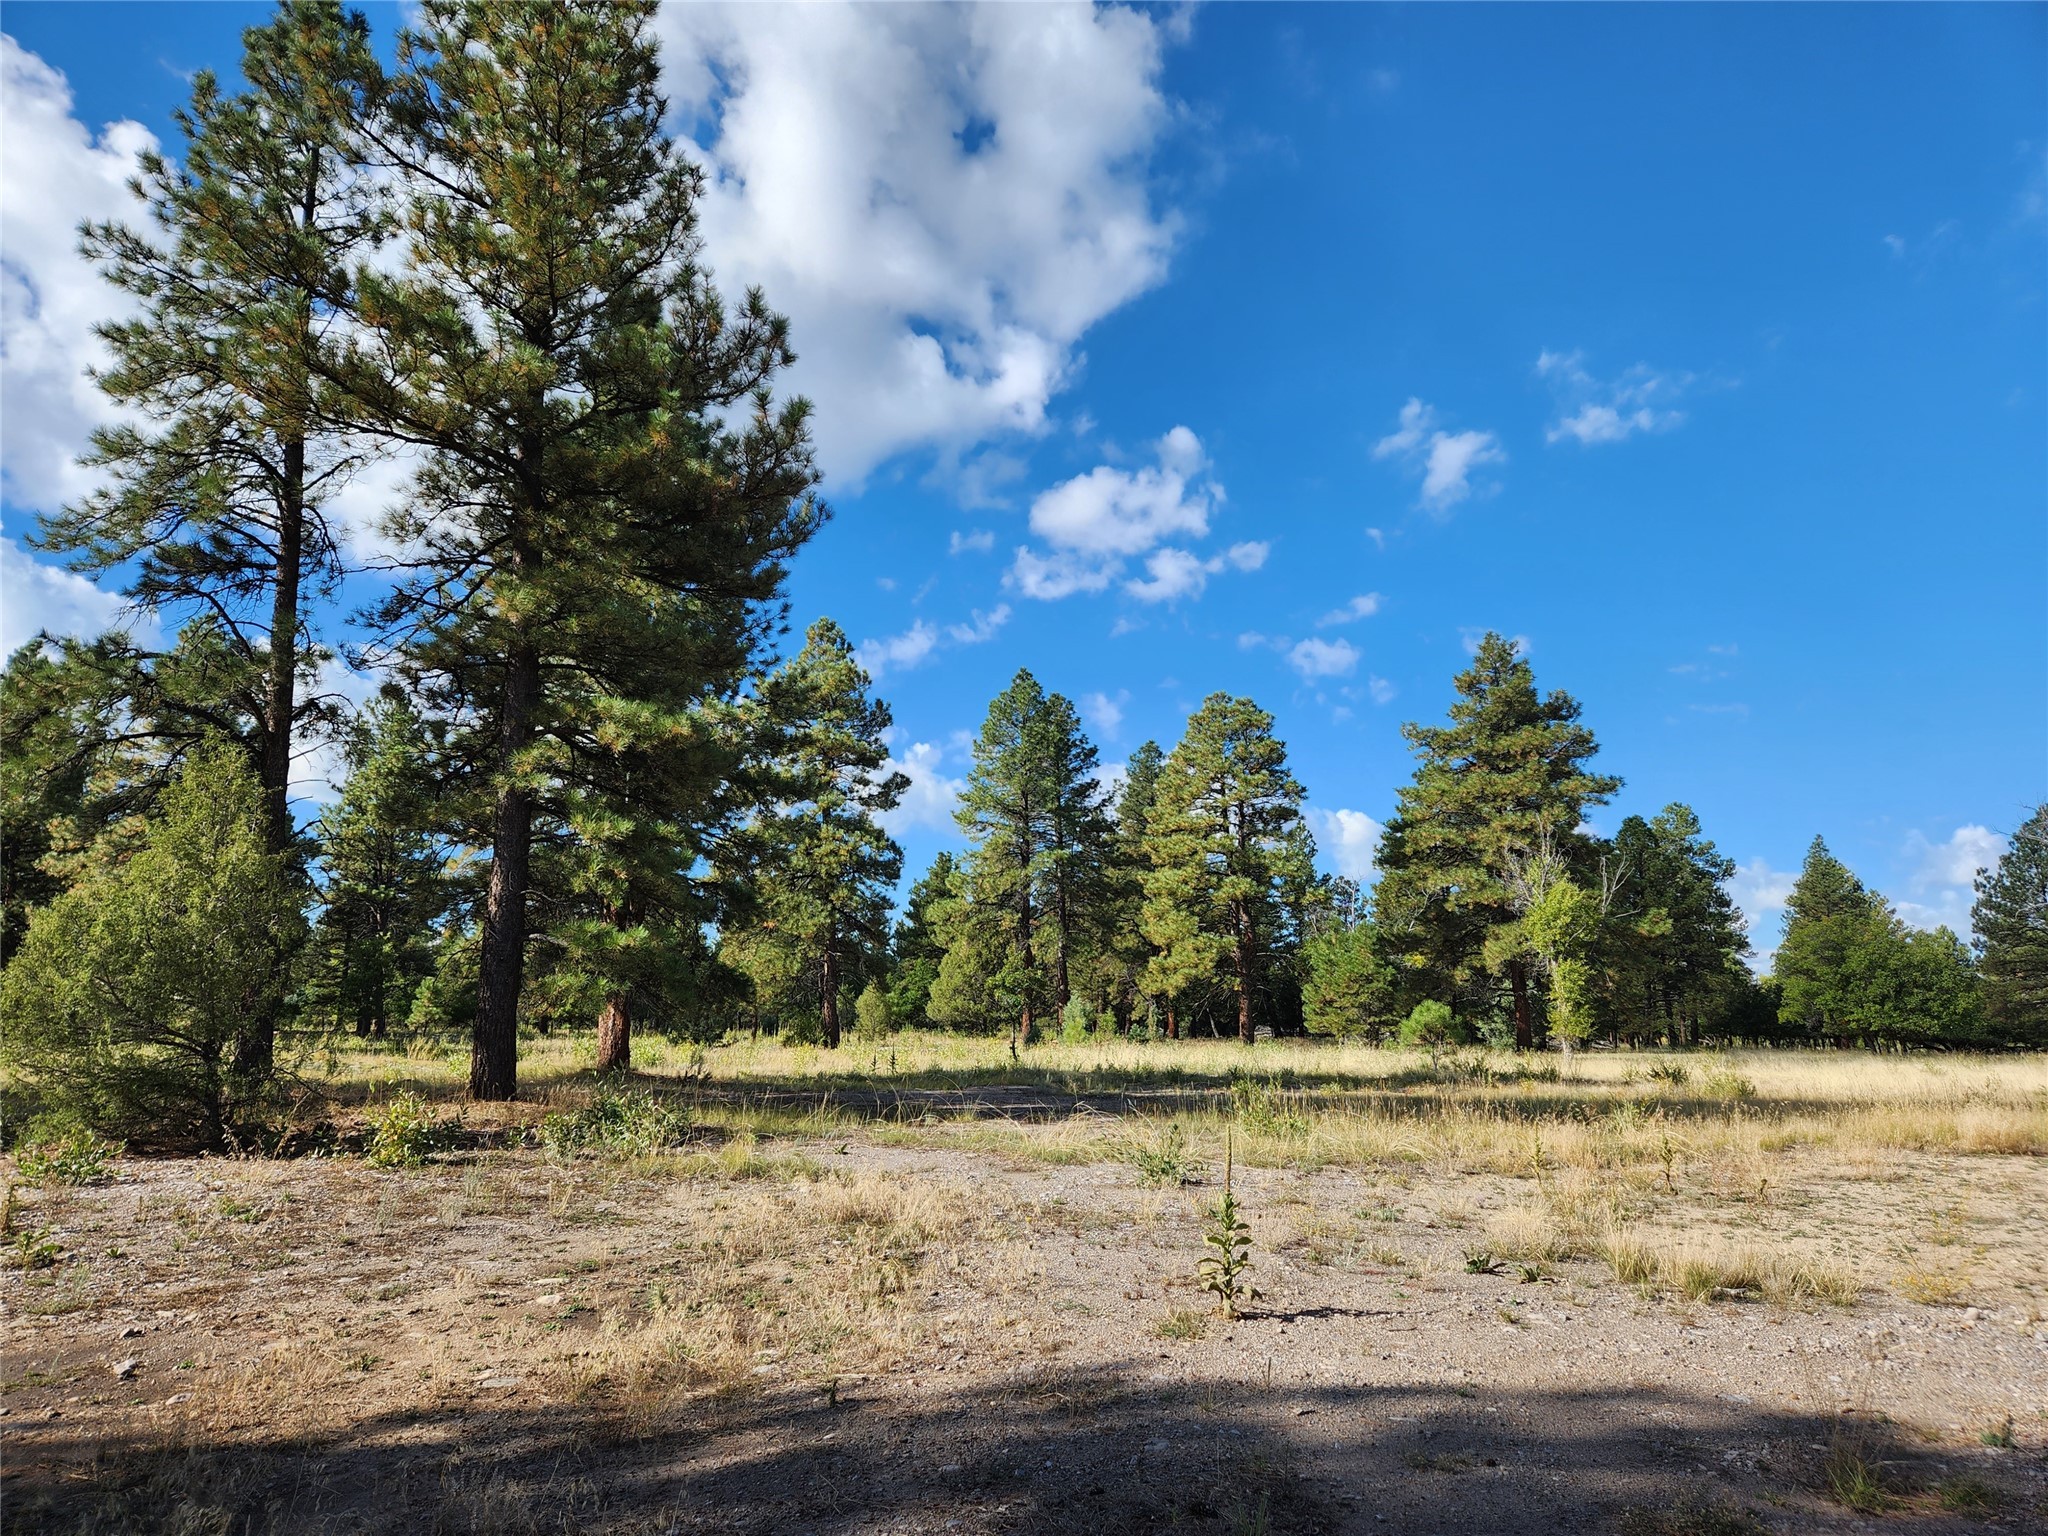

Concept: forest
[[2, 1, 2043, 1154]]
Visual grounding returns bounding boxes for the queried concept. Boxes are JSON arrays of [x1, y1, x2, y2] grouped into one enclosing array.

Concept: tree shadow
[[8, 1362, 2018, 1535]]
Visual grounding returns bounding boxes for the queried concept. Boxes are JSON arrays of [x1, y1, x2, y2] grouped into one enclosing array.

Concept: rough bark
[[820, 937, 841, 1049], [596, 992, 631, 1072], [1509, 957, 1534, 1051], [471, 636, 539, 1100]]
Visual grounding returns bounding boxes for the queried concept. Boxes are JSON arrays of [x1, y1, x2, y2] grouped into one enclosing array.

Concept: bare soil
[[5, 1127, 2044, 1534]]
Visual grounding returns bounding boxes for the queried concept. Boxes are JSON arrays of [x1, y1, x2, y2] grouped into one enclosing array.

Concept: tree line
[[1, 3, 2041, 1149]]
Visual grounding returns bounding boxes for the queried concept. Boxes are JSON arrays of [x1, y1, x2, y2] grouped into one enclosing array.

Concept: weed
[[1895, 1264, 1968, 1307], [1463, 1247, 1501, 1275], [1153, 1308, 1210, 1342], [1647, 1062, 1691, 1087], [1, 1183, 59, 1270], [1197, 1134, 1259, 1318], [1131, 1121, 1200, 1187], [1822, 1440, 1891, 1514], [365, 1092, 460, 1168], [1229, 1073, 1308, 1137], [13, 1113, 120, 1185], [1979, 1415, 2016, 1449], [1937, 1473, 2000, 1512], [1702, 1066, 1758, 1102], [538, 1083, 688, 1158]]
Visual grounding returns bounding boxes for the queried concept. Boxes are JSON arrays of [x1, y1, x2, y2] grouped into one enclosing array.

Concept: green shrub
[[1701, 1064, 1758, 1101], [364, 1092, 459, 1168], [1131, 1120, 1200, 1186], [1398, 999, 1469, 1057], [854, 981, 891, 1042], [1229, 1072, 1308, 1136], [538, 1083, 688, 1158], [1060, 996, 1096, 1043], [0, 746, 303, 1150], [13, 1112, 121, 1185]]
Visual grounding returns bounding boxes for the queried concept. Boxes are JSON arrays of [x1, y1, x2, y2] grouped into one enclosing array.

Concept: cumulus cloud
[[1727, 857, 1794, 966], [1366, 675, 1396, 705], [1317, 592, 1382, 627], [654, 3, 1181, 486], [1006, 427, 1262, 604], [1309, 807, 1383, 884], [0, 39, 154, 518], [853, 620, 940, 677], [0, 534, 149, 654], [1536, 349, 1692, 447], [1287, 635, 1359, 679], [1081, 688, 1128, 738], [1371, 398, 1504, 512], [877, 739, 967, 833], [1894, 824, 2007, 934]]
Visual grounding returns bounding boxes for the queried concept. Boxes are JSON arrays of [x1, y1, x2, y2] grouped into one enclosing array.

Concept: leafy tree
[[305, 694, 451, 1038], [1140, 694, 1316, 1044], [0, 746, 303, 1149], [1840, 923, 1983, 1046], [340, 0, 821, 1096], [33, 2, 383, 1069], [1772, 837, 1883, 1040], [1300, 918, 1398, 1040], [740, 620, 905, 1049], [1973, 807, 2048, 1043], [1374, 634, 1621, 1048]]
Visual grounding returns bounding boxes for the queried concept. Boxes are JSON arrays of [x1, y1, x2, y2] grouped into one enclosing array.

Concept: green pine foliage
[[1374, 633, 1621, 1049], [0, 746, 304, 1149], [1974, 807, 2047, 1043], [338, 0, 822, 1096], [1301, 918, 1399, 1040], [1140, 694, 1316, 1043]]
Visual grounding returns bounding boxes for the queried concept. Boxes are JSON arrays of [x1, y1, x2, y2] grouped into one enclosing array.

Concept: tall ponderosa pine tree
[[887, 850, 957, 1029], [1973, 807, 2048, 1043], [35, 1, 384, 1069], [953, 670, 1110, 1044], [1373, 633, 1620, 1048], [1101, 739, 1165, 1031], [342, 0, 820, 1096], [741, 620, 906, 1049], [1140, 694, 1315, 1043]]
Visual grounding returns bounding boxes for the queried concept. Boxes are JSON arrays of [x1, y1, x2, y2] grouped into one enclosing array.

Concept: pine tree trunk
[[597, 992, 631, 1072], [1054, 878, 1072, 1019], [471, 638, 539, 1101], [821, 935, 841, 1049], [1509, 958, 1534, 1051], [1166, 1002, 1178, 1040], [1234, 898, 1255, 1045]]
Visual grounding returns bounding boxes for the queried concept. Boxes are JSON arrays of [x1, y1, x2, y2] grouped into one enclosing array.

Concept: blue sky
[[3, 3, 2042, 955]]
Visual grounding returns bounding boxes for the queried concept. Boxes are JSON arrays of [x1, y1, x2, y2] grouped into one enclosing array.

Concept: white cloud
[[0, 39, 154, 519], [949, 527, 996, 555], [1081, 688, 1128, 738], [945, 603, 1010, 645], [1008, 427, 1261, 604], [1310, 807, 1383, 884], [1366, 674, 1396, 705], [877, 739, 966, 833], [1287, 636, 1359, 679], [0, 535, 146, 654], [1372, 398, 1504, 512], [1727, 857, 1795, 966], [1905, 824, 2005, 892], [853, 619, 940, 677], [1027, 425, 1215, 556], [655, 3, 1182, 485], [1894, 824, 2006, 934], [1317, 592, 1382, 627], [1537, 349, 1692, 447]]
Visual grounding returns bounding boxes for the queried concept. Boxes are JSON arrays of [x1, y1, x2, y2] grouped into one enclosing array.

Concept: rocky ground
[[4, 1131, 2044, 1534]]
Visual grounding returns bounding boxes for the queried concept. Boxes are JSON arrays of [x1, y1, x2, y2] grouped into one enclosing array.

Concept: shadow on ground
[[10, 1368, 2027, 1535]]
